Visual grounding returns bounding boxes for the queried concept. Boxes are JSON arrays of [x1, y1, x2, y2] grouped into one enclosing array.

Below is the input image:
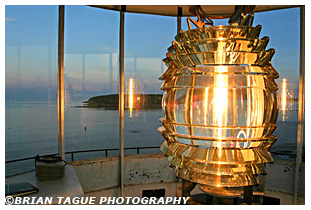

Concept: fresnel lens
[[159, 6, 278, 196]]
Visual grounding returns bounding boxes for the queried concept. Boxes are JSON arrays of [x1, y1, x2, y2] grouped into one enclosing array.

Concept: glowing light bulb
[[213, 66, 228, 141]]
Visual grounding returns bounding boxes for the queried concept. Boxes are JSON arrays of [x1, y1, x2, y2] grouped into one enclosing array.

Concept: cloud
[[5, 17, 15, 21]]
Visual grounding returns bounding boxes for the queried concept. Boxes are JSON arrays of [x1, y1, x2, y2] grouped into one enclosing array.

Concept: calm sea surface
[[5, 99, 302, 176]]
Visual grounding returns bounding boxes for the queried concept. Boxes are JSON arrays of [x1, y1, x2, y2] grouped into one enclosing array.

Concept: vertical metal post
[[243, 186, 253, 205], [48, 44, 52, 104], [177, 6, 182, 34], [294, 5, 305, 205], [119, 5, 126, 197], [109, 53, 113, 93], [57, 5, 65, 160], [82, 53, 85, 97]]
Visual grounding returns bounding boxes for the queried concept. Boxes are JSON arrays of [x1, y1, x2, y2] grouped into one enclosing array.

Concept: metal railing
[[5, 146, 160, 177], [6, 147, 304, 165], [6, 146, 160, 164], [6, 149, 302, 164]]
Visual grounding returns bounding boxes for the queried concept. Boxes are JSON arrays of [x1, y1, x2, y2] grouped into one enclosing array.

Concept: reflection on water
[[128, 78, 134, 118], [279, 78, 298, 122], [281, 78, 287, 112]]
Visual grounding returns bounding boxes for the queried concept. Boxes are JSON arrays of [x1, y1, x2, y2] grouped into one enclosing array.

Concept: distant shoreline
[[75, 94, 163, 110]]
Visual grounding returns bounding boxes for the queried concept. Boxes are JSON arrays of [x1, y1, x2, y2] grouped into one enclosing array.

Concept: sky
[[5, 5, 301, 101]]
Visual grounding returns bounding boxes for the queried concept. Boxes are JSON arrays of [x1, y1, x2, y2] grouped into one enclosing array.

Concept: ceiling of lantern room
[[89, 5, 299, 18]]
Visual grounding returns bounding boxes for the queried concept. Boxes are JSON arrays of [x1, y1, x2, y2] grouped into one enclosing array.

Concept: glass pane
[[253, 8, 301, 160], [64, 6, 119, 161], [5, 5, 58, 176], [124, 13, 176, 155]]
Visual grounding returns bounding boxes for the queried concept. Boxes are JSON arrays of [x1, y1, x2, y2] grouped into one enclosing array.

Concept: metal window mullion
[[57, 5, 65, 160], [82, 53, 85, 96], [177, 6, 182, 34], [294, 5, 305, 205], [119, 5, 126, 197], [109, 53, 113, 92]]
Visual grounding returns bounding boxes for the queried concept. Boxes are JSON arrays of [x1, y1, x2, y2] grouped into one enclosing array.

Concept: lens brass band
[[175, 25, 262, 42]]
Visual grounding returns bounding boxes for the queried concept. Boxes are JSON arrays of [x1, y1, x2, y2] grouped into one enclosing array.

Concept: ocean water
[[5, 99, 302, 176], [5, 99, 164, 176]]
